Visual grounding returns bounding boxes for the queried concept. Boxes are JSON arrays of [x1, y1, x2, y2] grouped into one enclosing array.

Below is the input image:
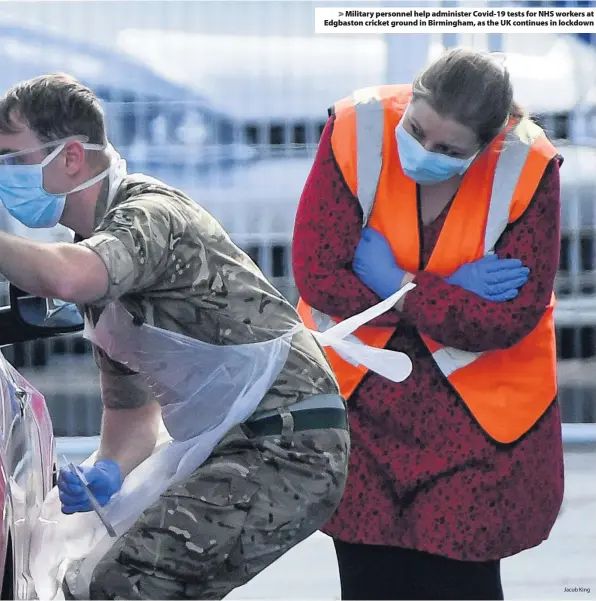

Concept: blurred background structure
[[0, 0, 594, 438], [0, 1, 594, 597]]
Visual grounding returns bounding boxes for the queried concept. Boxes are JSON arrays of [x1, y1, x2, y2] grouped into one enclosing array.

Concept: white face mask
[[0, 138, 110, 228]]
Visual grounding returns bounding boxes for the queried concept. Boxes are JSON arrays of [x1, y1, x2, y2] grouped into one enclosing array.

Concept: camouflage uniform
[[73, 174, 349, 600]]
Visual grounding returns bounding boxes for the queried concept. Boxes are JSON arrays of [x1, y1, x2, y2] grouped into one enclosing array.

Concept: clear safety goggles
[[0, 136, 104, 166]]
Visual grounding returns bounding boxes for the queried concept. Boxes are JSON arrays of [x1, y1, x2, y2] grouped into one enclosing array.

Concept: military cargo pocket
[[162, 460, 262, 509]]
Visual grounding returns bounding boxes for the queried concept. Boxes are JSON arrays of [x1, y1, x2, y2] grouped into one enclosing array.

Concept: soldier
[[0, 74, 349, 599]]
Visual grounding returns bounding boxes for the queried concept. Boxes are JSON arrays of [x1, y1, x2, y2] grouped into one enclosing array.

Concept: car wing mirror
[[9, 285, 84, 333]]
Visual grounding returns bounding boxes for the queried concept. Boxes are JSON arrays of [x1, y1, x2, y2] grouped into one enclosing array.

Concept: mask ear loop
[[39, 142, 67, 168], [69, 164, 112, 194]]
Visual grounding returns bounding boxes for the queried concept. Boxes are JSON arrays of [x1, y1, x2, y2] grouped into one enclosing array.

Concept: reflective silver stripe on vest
[[483, 119, 543, 252], [432, 347, 482, 377], [353, 87, 385, 226]]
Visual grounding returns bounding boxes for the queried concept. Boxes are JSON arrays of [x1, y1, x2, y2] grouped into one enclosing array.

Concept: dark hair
[[0, 73, 107, 146], [412, 47, 524, 146]]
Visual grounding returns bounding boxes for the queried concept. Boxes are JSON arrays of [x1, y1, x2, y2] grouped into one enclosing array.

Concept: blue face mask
[[396, 121, 478, 185], [0, 139, 108, 228]]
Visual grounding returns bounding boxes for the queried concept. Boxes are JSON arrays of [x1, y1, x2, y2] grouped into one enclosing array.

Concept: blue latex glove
[[353, 227, 406, 300], [58, 459, 122, 514], [445, 254, 530, 301]]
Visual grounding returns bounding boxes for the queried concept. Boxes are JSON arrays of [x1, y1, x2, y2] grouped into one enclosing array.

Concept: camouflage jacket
[[77, 174, 338, 412]]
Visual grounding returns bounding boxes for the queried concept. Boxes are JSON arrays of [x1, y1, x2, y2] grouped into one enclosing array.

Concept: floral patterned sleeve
[[292, 116, 403, 327]]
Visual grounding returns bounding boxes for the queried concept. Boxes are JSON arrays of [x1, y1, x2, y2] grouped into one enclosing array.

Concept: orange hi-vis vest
[[297, 84, 559, 444]]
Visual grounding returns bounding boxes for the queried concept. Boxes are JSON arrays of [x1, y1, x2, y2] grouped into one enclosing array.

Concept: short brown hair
[[412, 47, 524, 146], [0, 73, 107, 145]]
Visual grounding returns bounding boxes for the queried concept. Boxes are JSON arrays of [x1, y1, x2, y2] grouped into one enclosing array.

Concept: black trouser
[[333, 539, 504, 601]]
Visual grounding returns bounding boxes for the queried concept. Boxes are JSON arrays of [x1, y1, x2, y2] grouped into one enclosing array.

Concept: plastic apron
[[30, 298, 303, 599], [29, 159, 416, 599]]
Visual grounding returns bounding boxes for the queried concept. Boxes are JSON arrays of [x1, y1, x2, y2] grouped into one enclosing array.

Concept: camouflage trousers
[[87, 420, 349, 600]]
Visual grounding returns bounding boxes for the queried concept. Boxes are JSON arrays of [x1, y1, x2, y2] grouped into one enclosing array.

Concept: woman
[[292, 47, 564, 600]]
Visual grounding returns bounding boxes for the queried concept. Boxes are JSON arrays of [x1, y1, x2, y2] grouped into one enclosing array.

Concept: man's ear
[[63, 140, 86, 176]]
